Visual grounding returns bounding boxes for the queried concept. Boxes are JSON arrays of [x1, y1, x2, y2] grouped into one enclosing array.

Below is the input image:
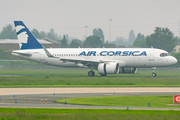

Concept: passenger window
[[160, 53, 168, 57]]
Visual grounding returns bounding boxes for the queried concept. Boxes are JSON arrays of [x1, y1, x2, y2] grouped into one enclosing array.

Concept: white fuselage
[[12, 21, 178, 76], [11, 48, 177, 68]]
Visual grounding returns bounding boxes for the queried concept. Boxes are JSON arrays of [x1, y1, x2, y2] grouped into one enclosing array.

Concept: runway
[[0, 87, 180, 95], [0, 87, 180, 110], [1, 103, 180, 110]]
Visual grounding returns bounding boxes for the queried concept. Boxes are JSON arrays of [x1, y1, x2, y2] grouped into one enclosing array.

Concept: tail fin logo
[[16, 25, 28, 46], [14, 21, 43, 50]]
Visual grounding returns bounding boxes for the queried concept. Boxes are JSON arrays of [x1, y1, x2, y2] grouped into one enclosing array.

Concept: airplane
[[11, 21, 177, 77]]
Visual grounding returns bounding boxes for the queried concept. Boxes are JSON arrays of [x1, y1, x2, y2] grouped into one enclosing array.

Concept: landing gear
[[151, 67, 157, 77], [88, 71, 95, 76], [152, 73, 156, 77]]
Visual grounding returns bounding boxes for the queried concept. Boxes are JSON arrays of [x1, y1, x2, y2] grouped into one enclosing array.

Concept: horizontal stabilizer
[[11, 51, 32, 57]]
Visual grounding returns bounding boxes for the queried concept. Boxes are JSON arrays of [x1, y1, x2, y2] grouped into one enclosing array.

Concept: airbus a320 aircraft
[[11, 21, 177, 77]]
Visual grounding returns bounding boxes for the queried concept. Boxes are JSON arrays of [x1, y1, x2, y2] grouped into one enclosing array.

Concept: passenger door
[[149, 50, 154, 61]]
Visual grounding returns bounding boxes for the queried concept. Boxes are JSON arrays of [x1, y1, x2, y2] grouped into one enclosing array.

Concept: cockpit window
[[160, 53, 168, 57]]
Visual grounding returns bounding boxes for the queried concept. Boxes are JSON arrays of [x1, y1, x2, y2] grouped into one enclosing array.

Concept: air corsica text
[[79, 51, 147, 56]]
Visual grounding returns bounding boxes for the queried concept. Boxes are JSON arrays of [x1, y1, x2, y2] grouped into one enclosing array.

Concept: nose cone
[[171, 57, 177, 65]]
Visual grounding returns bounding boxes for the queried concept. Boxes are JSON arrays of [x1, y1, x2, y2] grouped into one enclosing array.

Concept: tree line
[[132, 27, 179, 53], [0, 24, 114, 48], [0, 24, 179, 52], [0, 24, 180, 67]]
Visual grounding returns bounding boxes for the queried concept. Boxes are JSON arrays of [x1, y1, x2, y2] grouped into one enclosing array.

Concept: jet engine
[[98, 62, 119, 75], [119, 68, 137, 74]]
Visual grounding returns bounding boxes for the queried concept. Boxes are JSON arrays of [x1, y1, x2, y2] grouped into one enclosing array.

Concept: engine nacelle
[[98, 62, 119, 75], [119, 68, 137, 74]]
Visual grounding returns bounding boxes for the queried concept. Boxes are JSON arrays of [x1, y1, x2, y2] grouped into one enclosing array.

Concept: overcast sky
[[1, 0, 180, 42]]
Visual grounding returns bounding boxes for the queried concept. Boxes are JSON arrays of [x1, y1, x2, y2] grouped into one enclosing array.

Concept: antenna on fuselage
[[151, 46, 153, 49]]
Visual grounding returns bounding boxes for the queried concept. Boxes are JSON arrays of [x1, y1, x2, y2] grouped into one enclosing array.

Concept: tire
[[152, 73, 156, 77], [92, 71, 95, 76], [88, 71, 95, 76]]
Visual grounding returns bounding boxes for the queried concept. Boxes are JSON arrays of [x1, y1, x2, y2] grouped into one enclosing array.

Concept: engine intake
[[98, 62, 119, 75]]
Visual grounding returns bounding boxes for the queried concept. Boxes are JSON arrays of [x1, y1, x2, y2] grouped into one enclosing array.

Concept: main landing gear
[[151, 67, 157, 77], [88, 71, 95, 76]]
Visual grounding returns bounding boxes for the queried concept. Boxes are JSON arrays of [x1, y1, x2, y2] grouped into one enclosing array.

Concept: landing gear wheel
[[92, 71, 95, 76], [100, 74, 107, 76], [88, 71, 95, 76], [152, 73, 156, 77], [151, 67, 157, 77]]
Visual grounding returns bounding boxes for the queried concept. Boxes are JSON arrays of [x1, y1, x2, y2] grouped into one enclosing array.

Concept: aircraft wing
[[60, 57, 100, 63], [59, 57, 124, 68], [60, 57, 126, 68], [43, 46, 126, 67], [60, 57, 120, 63]]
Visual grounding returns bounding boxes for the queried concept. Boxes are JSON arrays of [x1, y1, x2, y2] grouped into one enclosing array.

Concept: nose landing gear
[[152, 67, 157, 77], [152, 72, 156, 77]]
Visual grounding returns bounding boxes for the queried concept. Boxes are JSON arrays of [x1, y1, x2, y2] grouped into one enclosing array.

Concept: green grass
[[0, 69, 88, 76], [56, 95, 180, 108], [0, 69, 179, 87], [0, 108, 180, 120], [0, 76, 180, 87], [0, 69, 179, 77]]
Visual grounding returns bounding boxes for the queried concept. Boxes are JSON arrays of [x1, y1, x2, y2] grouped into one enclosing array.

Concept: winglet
[[42, 45, 56, 58]]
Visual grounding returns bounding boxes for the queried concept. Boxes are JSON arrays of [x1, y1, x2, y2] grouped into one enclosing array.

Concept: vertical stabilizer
[[14, 21, 43, 50]]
